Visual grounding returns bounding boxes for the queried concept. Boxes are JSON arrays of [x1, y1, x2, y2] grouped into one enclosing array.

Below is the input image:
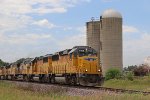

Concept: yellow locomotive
[[0, 46, 104, 86]]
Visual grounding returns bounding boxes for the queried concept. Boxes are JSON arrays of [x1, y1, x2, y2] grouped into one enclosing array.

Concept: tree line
[[0, 59, 9, 67]]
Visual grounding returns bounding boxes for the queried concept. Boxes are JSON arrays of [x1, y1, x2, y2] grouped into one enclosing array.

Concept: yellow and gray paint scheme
[[0, 46, 104, 86]]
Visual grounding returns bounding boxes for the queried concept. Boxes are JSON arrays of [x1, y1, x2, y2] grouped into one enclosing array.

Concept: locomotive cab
[[69, 46, 103, 86]]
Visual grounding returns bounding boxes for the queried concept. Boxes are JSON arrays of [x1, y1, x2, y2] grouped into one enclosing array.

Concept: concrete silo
[[100, 9, 123, 75], [86, 20, 101, 64]]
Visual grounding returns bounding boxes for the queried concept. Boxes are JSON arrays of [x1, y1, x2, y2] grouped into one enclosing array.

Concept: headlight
[[85, 69, 88, 72], [98, 69, 101, 72]]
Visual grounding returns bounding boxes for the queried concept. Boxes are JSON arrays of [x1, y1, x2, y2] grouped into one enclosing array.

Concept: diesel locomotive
[[0, 46, 104, 86]]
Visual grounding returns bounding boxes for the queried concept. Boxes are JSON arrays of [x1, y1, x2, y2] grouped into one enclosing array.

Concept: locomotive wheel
[[29, 75, 33, 82], [39, 75, 43, 83], [11, 76, 15, 81], [44, 75, 50, 83], [23, 75, 26, 81], [41, 75, 47, 83], [51, 76, 55, 84], [25, 75, 30, 82], [65, 76, 71, 84], [10, 76, 13, 80], [47, 75, 51, 83], [70, 76, 77, 86], [6, 75, 8, 80], [3, 76, 6, 80]]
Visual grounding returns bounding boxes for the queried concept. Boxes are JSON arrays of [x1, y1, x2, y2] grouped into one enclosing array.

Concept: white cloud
[[144, 56, 150, 66], [0, 33, 51, 44], [56, 33, 86, 50], [0, 25, 86, 62], [0, 0, 91, 15], [0, 0, 91, 45], [102, 0, 120, 2], [0, 1, 32, 15], [0, 0, 90, 53], [33, 19, 55, 29], [63, 27, 73, 31], [33, 0, 91, 14], [0, 0, 91, 62], [33, 7, 67, 14], [0, 0, 90, 32], [123, 25, 139, 33], [124, 30, 150, 67], [0, 15, 32, 32], [56, 26, 86, 49]]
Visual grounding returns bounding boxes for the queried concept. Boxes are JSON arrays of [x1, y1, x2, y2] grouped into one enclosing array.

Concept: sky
[[0, 0, 150, 67]]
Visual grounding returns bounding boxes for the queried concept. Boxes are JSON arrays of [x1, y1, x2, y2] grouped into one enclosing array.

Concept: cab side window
[[43, 57, 48, 63], [52, 55, 59, 61], [70, 53, 72, 59], [78, 49, 86, 57], [74, 52, 77, 58]]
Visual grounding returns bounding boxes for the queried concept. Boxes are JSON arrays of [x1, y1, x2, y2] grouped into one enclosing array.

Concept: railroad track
[[97, 87, 150, 95], [1, 80, 150, 95], [71, 85, 150, 95]]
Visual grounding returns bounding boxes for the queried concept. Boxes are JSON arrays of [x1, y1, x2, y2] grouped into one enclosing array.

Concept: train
[[0, 46, 104, 86]]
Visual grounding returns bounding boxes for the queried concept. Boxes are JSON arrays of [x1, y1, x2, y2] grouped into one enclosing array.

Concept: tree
[[124, 65, 137, 71], [133, 64, 149, 76], [0, 59, 9, 67]]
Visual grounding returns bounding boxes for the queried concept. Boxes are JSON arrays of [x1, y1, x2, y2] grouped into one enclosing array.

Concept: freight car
[[0, 46, 104, 86]]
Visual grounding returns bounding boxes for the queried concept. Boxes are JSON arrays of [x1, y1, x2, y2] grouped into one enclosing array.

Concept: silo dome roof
[[101, 9, 122, 18]]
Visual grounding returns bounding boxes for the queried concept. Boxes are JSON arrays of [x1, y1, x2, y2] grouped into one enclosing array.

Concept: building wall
[[100, 18, 123, 75], [86, 21, 101, 65]]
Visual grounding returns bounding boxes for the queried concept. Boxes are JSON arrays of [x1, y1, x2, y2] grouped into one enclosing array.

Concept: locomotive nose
[[82, 57, 98, 73], [78, 57, 103, 86]]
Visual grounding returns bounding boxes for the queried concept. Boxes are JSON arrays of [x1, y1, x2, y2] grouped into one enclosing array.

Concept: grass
[[103, 76, 150, 91], [0, 81, 74, 100], [1, 80, 150, 100]]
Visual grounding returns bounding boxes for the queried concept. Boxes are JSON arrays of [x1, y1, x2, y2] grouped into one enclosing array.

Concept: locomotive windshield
[[78, 48, 97, 57], [69, 46, 97, 58], [78, 49, 86, 57]]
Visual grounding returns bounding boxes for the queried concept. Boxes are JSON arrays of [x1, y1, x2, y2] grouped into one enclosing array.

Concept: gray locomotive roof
[[44, 54, 53, 57], [73, 46, 90, 48], [23, 58, 34, 64], [68, 48, 77, 54]]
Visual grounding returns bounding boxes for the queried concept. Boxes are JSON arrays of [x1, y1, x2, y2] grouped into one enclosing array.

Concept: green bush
[[105, 68, 121, 80], [126, 72, 134, 81]]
